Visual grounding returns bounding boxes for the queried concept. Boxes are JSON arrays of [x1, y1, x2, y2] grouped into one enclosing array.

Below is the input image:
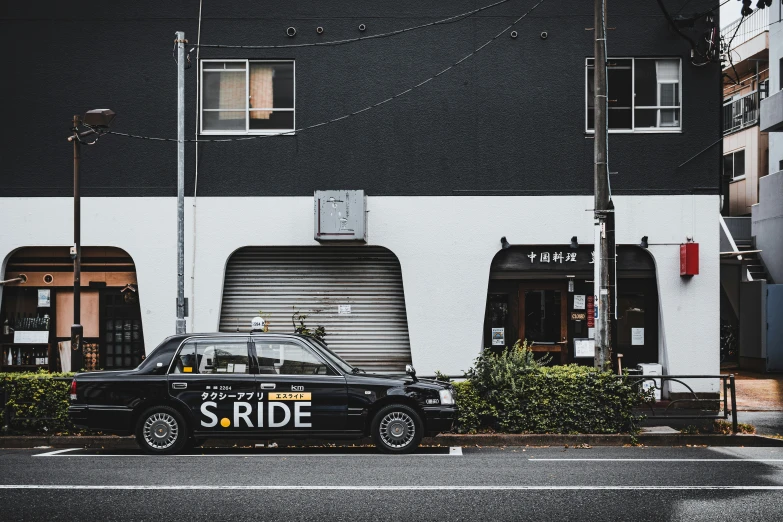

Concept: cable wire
[[192, 0, 516, 50], [189, 0, 204, 334], [109, 0, 547, 144], [724, 13, 746, 85]]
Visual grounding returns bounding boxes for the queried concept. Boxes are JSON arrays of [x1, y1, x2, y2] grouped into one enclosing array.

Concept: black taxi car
[[68, 332, 457, 454]]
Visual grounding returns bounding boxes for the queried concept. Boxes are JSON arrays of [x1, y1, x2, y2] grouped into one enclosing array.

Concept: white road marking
[[2, 485, 783, 491], [529, 458, 783, 462], [30, 448, 457, 458], [32, 448, 81, 457]]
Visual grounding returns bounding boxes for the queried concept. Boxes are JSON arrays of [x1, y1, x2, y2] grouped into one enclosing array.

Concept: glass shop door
[[518, 282, 568, 363]]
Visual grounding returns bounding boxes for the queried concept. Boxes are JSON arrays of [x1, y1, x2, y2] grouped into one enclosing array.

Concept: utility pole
[[66, 109, 114, 370], [593, 0, 612, 369], [175, 31, 186, 334], [71, 115, 83, 370]]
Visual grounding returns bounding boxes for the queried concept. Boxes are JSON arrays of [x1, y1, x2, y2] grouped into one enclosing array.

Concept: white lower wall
[[0, 195, 719, 389]]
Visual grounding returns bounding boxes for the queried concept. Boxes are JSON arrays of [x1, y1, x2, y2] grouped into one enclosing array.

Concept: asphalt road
[[4, 445, 783, 521]]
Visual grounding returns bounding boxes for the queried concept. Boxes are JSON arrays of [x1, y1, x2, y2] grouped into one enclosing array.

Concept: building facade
[[1, 1, 721, 384], [721, 8, 769, 218]]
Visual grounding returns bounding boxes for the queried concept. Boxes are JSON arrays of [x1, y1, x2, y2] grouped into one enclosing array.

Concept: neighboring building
[[757, 1, 783, 370], [1, 2, 721, 386], [718, 8, 774, 372], [721, 8, 769, 217]]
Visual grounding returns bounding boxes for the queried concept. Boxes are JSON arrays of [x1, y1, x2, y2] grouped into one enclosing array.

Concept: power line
[[192, 0, 516, 49], [724, 13, 747, 84], [109, 0, 547, 144]]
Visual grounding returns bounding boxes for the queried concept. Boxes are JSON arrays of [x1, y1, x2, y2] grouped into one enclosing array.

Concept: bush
[[0, 371, 79, 435], [453, 343, 647, 434], [714, 419, 755, 434]]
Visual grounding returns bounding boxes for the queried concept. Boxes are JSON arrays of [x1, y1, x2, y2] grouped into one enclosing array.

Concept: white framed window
[[200, 60, 295, 135], [586, 58, 682, 133], [723, 150, 745, 181]]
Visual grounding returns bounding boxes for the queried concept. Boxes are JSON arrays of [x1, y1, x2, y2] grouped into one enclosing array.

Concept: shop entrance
[[484, 244, 658, 368], [1, 246, 144, 372], [518, 282, 568, 363]]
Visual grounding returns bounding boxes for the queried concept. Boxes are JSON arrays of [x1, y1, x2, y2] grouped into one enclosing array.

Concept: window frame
[[724, 149, 746, 182], [251, 336, 340, 377], [168, 335, 255, 375], [199, 59, 296, 136], [585, 57, 683, 134]]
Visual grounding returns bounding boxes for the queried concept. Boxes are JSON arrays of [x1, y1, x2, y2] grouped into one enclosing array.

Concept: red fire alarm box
[[680, 243, 699, 276]]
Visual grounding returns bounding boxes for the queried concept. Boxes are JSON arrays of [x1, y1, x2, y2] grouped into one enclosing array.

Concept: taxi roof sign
[[251, 316, 266, 332]]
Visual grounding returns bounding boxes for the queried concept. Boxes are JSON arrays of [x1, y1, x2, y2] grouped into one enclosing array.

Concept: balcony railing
[[723, 90, 759, 135], [721, 8, 769, 49]]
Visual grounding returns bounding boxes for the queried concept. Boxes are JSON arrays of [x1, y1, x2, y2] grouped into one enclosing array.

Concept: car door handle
[[172, 382, 187, 389], [259, 383, 276, 389]]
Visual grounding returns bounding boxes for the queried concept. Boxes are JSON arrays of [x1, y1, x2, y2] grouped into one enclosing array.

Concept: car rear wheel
[[135, 406, 188, 455], [371, 404, 422, 454]]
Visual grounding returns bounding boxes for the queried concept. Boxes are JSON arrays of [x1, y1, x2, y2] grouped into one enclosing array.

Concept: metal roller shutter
[[219, 246, 412, 374]]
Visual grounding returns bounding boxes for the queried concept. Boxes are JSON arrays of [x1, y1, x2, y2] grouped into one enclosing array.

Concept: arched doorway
[[484, 245, 658, 368], [219, 246, 412, 374], [1, 246, 144, 372]]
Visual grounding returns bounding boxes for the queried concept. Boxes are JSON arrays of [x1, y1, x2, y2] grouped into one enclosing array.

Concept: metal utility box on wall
[[314, 190, 367, 242], [680, 243, 699, 276]]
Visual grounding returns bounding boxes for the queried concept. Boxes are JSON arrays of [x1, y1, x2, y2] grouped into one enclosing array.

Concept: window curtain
[[655, 60, 679, 105], [249, 65, 275, 119], [218, 71, 245, 120], [656, 60, 679, 126]]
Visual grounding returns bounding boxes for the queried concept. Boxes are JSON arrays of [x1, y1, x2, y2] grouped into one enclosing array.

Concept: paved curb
[[2, 433, 783, 449], [431, 433, 783, 447]]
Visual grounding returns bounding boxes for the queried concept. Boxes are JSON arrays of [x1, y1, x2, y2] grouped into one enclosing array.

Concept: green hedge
[[451, 345, 647, 434], [0, 371, 78, 435]]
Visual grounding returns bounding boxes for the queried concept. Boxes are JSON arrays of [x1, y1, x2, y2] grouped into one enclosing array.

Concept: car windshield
[[309, 338, 354, 374]]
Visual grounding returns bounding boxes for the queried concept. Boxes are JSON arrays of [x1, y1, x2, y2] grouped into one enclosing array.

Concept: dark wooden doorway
[[518, 282, 568, 364]]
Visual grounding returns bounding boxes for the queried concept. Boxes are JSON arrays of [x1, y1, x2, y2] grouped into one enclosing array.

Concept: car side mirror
[[405, 364, 417, 381]]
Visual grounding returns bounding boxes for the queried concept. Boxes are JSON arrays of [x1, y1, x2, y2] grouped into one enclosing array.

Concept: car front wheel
[[135, 406, 188, 455], [371, 404, 423, 454]]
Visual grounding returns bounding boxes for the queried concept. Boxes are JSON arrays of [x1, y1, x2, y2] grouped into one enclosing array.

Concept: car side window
[[175, 340, 251, 375], [170, 342, 198, 374], [255, 341, 335, 376]]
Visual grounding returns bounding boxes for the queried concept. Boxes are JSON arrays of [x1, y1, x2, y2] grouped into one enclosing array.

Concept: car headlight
[[438, 389, 455, 405]]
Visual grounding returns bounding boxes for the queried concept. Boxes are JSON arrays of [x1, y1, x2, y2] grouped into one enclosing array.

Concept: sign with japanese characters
[[198, 390, 313, 429], [491, 245, 656, 274], [632, 328, 645, 346], [526, 251, 580, 264], [573, 295, 586, 310], [574, 338, 595, 358], [586, 295, 595, 328], [37, 289, 51, 308], [491, 328, 505, 346]]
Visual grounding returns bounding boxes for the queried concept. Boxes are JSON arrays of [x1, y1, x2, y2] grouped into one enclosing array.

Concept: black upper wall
[[1, 0, 721, 197]]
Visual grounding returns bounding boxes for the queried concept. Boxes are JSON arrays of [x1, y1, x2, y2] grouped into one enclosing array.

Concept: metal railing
[[625, 374, 738, 434], [721, 8, 769, 49], [723, 90, 759, 135]]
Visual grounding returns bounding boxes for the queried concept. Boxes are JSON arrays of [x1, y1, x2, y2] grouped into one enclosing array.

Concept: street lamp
[[67, 109, 115, 371]]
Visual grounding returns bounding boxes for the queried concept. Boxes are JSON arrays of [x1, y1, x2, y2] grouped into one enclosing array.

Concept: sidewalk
[[729, 370, 783, 411], [722, 369, 783, 435]]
